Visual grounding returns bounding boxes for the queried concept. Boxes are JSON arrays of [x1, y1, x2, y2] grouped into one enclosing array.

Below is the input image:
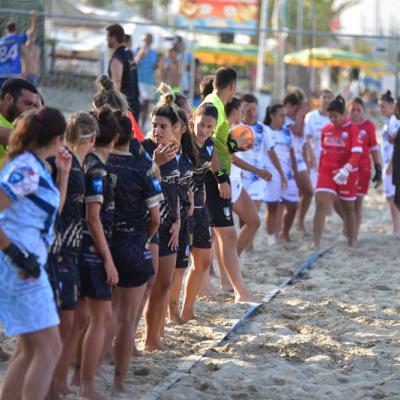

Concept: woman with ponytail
[[142, 97, 181, 351], [263, 104, 297, 243], [78, 106, 119, 399], [313, 95, 363, 248], [0, 107, 70, 400], [49, 112, 98, 398]]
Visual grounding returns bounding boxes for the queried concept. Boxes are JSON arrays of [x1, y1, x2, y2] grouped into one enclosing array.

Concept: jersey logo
[[8, 171, 23, 184], [206, 145, 213, 156], [341, 132, 348, 140], [91, 177, 103, 194], [359, 129, 366, 138], [152, 177, 162, 193], [324, 137, 345, 147]]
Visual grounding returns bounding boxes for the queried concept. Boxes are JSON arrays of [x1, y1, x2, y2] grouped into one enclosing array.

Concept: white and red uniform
[[316, 120, 363, 200], [354, 119, 378, 196]]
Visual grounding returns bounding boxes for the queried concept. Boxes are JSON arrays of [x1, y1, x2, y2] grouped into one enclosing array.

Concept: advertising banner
[[177, 0, 259, 31]]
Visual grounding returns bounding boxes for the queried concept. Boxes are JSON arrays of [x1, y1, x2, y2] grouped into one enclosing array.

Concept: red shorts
[[356, 168, 371, 196], [316, 170, 359, 200]]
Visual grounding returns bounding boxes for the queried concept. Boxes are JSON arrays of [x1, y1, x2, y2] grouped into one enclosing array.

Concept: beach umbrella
[[284, 47, 386, 69], [194, 43, 274, 66]]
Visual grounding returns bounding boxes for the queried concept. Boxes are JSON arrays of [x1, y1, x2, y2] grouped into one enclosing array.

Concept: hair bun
[[157, 82, 171, 95], [96, 75, 114, 92], [97, 106, 113, 123]]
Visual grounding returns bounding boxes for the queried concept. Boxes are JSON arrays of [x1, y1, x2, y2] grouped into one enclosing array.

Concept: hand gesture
[[153, 143, 179, 166], [55, 147, 72, 175]]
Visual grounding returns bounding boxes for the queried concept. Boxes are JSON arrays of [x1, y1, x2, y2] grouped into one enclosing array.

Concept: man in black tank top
[[106, 24, 141, 120]]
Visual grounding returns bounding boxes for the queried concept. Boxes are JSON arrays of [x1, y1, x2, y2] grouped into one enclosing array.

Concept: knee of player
[[35, 330, 62, 361]]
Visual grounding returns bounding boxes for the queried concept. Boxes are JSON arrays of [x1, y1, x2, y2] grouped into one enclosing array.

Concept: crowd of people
[[0, 19, 400, 400]]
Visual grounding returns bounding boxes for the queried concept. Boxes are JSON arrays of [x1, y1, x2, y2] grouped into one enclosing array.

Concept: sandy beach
[[1, 189, 399, 400]]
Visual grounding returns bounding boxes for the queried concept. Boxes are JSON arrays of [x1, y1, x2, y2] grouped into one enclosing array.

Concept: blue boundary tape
[[139, 246, 334, 400]]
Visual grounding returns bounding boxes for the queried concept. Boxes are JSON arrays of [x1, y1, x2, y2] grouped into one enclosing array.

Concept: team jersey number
[[0, 44, 18, 63]]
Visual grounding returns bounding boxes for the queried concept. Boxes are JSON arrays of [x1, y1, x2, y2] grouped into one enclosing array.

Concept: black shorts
[[80, 235, 112, 301], [204, 171, 234, 228], [176, 217, 190, 268], [57, 250, 80, 311], [159, 223, 178, 258], [189, 207, 212, 249], [45, 253, 62, 312], [111, 231, 154, 288]]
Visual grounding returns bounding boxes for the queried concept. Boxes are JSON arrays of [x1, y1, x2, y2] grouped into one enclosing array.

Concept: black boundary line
[[139, 246, 334, 400]]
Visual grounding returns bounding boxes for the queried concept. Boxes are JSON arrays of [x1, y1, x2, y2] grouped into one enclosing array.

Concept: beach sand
[[0, 189, 399, 400]]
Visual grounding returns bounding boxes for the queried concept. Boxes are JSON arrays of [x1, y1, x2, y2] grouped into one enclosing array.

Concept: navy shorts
[[80, 235, 112, 301], [204, 171, 234, 228], [189, 207, 212, 249], [176, 216, 190, 268], [111, 231, 154, 288], [56, 250, 80, 311], [159, 223, 178, 258], [45, 253, 62, 312]]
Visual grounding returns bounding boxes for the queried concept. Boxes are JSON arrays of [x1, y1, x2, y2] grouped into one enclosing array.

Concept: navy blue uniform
[[190, 138, 213, 249], [176, 152, 193, 268], [142, 139, 179, 257], [48, 150, 85, 310], [107, 150, 163, 287], [81, 153, 115, 300]]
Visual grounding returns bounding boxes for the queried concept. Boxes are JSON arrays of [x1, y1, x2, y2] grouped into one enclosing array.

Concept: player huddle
[[0, 65, 396, 400]]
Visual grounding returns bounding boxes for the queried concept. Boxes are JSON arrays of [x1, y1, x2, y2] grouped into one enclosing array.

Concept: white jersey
[[284, 116, 306, 172], [265, 125, 294, 175], [304, 109, 330, 165], [381, 114, 400, 165]]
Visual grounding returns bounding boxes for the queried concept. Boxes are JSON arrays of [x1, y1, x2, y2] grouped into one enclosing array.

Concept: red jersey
[[319, 120, 363, 173], [355, 119, 378, 171]]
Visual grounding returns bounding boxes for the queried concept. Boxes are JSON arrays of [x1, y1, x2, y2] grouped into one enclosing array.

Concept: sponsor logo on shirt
[[91, 177, 103, 194], [341, 132, 348, 140]]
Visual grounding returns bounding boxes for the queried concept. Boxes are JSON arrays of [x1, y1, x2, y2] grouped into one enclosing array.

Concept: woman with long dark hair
[[0, 107, 70, 400]]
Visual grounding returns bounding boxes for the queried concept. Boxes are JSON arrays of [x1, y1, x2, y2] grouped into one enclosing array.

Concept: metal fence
[[0, 7, 399, 121]]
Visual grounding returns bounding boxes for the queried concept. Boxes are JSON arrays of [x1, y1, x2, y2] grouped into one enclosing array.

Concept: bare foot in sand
[[168, 313, 185, 325], [180, 310, 197, 322], [80, 387, 108, 400], [144, 341, 170, 352], [234, 293, 257, 304], [59, 384, 76, 397], [131, 345, 142, 358]]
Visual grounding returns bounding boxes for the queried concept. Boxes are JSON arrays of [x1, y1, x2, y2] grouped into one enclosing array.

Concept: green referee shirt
[[0, 113, 13, 164], [202, 93, 232, 174]]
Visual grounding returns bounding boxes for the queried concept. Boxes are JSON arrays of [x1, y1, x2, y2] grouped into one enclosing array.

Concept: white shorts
[[384, 165, 395, 198], [264, 171, 299, 203], [296, 152, 308, 173], [139, 83, 155, 101], [242, 175, 266, 202], [231, 178, 243, 204], [310, 168, 318, 188]]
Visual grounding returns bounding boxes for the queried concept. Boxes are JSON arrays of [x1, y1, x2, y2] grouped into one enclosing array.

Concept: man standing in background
[[135, 33, 158, 130], [0, 11, 37, 88], [106, 24, 141, 120]]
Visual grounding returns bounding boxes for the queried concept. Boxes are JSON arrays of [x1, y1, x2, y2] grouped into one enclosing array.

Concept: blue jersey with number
[[0, 34, 28, 78]]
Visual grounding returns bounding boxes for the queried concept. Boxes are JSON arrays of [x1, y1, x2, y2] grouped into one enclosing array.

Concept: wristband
[[3, 243, 40, 278], [215, 169, 229, 184], [227, 136, 239, 153]]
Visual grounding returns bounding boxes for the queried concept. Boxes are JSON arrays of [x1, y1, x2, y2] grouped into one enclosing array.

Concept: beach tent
[[194, 43, 274, 66]]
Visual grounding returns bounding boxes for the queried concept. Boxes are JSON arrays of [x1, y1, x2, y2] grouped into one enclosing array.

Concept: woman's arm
[[168, 196, 180, 250], [55, 147, 72, 212], [86, 202, 118, 285], [147, 205, 160, 240], [232, 154, 272, 181], [268, 149, 287, 189]]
